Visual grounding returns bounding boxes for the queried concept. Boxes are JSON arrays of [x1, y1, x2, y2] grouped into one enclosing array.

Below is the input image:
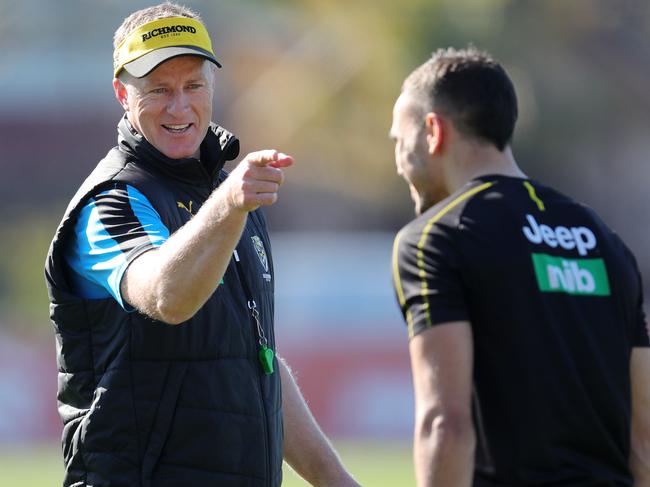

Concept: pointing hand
[[223, 150, 294, 212]]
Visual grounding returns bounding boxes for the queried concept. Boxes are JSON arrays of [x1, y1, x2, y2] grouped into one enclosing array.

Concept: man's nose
[[395, 159, 403, 176], [167, 90, 189, 115]]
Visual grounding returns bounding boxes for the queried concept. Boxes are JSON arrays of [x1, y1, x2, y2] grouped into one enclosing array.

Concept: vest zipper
[[210, 137, 238, 191], [233, 249, 272, 485], [252, 224, 273, 486], [257, 369, 271, 485]]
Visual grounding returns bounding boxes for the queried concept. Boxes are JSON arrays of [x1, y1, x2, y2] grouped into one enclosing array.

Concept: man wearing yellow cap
[[45, 3, 359, 486]]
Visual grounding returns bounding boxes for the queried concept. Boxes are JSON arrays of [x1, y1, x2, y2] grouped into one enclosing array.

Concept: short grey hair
[[112, 2, 202, 70]]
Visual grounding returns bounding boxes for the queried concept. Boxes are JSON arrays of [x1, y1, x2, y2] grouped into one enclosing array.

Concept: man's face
[[116, 56, 214, 159], [390, 93, 443, 214]]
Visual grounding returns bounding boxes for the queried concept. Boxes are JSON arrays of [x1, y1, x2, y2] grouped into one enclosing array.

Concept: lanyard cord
[[232, 249, 274, 374]]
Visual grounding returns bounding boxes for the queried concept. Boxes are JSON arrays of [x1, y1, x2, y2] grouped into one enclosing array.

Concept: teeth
[[163, 124, 190, 131]]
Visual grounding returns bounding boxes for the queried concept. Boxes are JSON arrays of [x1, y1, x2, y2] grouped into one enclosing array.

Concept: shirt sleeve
[[393, 222, 469, 339], [64, 183, 170, 310]]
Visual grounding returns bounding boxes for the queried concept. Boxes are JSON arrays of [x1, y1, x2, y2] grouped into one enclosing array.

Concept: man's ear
[[113, 78, 130, 112], [425, 112, 444, 155]]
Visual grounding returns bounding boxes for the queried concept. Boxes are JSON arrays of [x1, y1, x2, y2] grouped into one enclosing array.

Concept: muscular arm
[[279, 357, 360, 487], [631, 347, 650, 486], [121, 150, 292, 324], [409, 321, 475, 487]]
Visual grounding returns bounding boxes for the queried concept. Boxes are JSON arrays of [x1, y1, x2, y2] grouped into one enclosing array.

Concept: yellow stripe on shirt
[[392, 231, 414, 332], [523, 180, 545, 211], [411, 181, 494, 337]]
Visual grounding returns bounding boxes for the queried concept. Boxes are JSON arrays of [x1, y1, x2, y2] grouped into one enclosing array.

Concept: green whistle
[[259, 345, 274, 375]]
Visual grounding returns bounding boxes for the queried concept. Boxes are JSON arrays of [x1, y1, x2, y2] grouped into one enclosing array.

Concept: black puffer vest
[[45, 117, 283, 487]]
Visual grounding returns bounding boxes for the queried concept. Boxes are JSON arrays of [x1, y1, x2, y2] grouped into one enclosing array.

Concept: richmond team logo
[[251, 236, 271, 282], [142, 24, 197, 42]]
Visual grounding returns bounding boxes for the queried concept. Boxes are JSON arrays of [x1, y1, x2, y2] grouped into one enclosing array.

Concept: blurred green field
[[0, 440, 414, 486]]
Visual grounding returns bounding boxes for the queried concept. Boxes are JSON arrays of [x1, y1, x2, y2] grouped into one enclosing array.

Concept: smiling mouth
[[162, 123, 192, 134]]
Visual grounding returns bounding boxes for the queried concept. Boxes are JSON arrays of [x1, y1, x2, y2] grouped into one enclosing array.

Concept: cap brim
[[123, 46, 222, 78]]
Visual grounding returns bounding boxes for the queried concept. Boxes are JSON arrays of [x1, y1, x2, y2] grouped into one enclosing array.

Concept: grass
[[284, 440, 414, 486], [0, 440, 414, 486], [0, 444, 64, 486]]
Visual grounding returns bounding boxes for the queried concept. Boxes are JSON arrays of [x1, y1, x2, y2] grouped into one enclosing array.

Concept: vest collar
[[116, 115, 240, 185]]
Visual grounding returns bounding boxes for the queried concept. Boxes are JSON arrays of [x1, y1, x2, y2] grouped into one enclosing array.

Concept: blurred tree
[[0, 210, 57, 328]]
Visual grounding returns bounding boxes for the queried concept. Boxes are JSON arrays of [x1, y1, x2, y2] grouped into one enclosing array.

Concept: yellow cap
[[113, 17, 221, 78]]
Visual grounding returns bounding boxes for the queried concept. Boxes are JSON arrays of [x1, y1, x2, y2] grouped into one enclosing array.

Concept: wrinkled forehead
[[137, 56, 213, 84]]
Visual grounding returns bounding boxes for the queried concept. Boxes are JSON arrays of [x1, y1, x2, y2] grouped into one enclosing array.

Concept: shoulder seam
[[413, 181, 494, 336], [417, 181, 495, 249]]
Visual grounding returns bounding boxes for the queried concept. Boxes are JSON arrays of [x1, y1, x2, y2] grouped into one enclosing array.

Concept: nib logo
[[531, 253, 610, 296]]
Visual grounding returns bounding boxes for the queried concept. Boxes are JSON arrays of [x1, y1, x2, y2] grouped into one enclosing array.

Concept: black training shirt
[[393, 175, 649, 486]]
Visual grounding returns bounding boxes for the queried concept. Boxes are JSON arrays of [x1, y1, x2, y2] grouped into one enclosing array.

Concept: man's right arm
[[121, 150, 292, 324], [393, 222, 476, 486], [631, 348, 650, 485], [409, 322, 475, 487]]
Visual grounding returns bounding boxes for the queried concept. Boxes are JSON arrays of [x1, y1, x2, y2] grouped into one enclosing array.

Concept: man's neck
[[445, 145, 526, 193]]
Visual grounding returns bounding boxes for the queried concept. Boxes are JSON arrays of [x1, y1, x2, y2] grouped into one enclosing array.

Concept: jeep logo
[[522, 214, 596, 256]]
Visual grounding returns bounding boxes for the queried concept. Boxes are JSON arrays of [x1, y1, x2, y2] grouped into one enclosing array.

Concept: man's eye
[[150, 87, 166, 94]]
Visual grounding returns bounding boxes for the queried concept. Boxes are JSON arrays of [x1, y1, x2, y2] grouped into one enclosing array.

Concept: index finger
[[244, 150, 290, 167], [269, 153, 294, 168]]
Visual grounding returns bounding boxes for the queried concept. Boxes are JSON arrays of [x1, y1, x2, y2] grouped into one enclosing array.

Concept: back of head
[[402, 46, 518, 151], [113, 2, 202, 73]]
